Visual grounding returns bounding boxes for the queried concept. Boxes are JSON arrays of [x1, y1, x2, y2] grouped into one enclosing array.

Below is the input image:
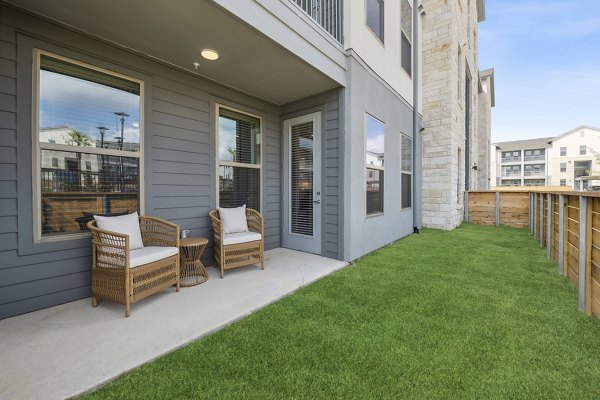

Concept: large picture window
[[217, 106, 261, 211], [401, 134, 412, 209], [34, 51, 142, 240], [366, 114, 385, 215]]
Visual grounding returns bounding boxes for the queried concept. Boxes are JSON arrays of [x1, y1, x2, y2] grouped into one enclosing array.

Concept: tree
[[66, 130, 91, 147], [65, 130, 91, 190]]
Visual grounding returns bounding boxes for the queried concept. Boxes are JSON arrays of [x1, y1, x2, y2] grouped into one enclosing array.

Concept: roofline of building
[[492, 137, 555, 149], [477, 0, 486, 22], [548, 125, 600, 143], [479, 68, 495, 107]]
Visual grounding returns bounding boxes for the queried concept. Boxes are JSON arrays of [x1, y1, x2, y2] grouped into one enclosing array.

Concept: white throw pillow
[[94, 212, 145, 250], [218, 205, 249, 234]]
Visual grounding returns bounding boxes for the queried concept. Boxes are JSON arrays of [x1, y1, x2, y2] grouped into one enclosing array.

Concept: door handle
[[313, 200, 321, 204]]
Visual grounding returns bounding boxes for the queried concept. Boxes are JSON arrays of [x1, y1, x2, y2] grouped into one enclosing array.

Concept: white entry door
[[282, 112, 322, 254]]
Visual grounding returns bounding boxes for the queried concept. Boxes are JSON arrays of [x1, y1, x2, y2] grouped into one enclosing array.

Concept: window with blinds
[[401, 134, 412, 209], [35, 51, 142, 239], [290, 121, 314, 236], [366, 114, 385, 215], [366, 0, 384, 42], [218, 107, 261, 211]]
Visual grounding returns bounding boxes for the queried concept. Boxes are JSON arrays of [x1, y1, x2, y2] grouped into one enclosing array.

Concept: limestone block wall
[[477, 83, 492, 190], [421, 0, 484, 229]]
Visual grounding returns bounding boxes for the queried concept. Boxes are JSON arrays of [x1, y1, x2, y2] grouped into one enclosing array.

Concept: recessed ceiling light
[[201, 49, 219, 61]]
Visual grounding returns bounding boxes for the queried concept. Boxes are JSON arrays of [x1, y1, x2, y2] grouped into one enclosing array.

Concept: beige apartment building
[[421, 0, 495, 229], [491, 126, 600, 189]]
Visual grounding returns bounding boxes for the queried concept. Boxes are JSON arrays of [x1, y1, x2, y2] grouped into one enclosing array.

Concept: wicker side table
[[179, 237, 209, 287]]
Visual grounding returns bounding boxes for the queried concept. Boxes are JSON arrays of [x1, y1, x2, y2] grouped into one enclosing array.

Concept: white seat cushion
[[218, 205, 249, 234], [129, 246, 179, 268], [94, 212, 144, 250], [223, 231, 262, 246]]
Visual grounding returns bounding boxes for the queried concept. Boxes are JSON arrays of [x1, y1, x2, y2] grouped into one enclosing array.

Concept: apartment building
[[421, 0, 494, 230], [549, 126, 600, 189], [491, 126, 600, 189], [490, 137, 553, 187], [0, 0, 431, 318]]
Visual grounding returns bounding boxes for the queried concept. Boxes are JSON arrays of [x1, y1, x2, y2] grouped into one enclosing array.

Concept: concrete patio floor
[[0, 248, 347, 400]]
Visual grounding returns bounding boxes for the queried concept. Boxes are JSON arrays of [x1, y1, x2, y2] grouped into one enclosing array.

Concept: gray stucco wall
[[0, 6, 291, 318], [343, 54, 417, 261]]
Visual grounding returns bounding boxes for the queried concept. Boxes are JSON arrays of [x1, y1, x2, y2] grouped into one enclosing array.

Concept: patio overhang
[[5, 0, 343, 105]]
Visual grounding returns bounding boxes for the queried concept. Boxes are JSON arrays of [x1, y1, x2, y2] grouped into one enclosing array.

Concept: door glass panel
[[290, 122, 314, 236]]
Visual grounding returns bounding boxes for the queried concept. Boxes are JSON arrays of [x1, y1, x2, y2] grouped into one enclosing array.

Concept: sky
[[40, 70, 140, 146], [478, 0, 600, 143]]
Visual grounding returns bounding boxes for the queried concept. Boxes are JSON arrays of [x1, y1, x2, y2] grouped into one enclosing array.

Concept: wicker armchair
[[209, 208, 264, 278], [87, 216, 180, 317]]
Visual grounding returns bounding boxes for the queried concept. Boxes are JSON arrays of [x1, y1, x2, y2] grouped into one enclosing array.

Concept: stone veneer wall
[[477, 76, 493, 190], [421, 0, 484, 229]]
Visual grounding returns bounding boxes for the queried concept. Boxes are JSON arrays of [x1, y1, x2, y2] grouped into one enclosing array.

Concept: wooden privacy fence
[[466, 190, 600, 320]]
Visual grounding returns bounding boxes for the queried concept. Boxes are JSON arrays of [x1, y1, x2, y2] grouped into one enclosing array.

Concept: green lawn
[[85, 224, 600, 399]]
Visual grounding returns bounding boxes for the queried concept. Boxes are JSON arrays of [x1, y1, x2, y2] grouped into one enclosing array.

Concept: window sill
[[35, 232, 91, 244], [366, 212, 384, 219], [365, 25, 385, 47]]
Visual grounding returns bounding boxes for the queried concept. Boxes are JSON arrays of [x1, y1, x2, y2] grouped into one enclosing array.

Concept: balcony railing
[[501, 156, 521, 162], [524, 170, 544, 177], [524, 155, 545, 162], [502, 171, 521, 177], [291, 0, 343, 43]]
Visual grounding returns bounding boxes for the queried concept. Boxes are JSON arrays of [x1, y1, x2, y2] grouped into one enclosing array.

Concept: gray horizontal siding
[[0, 5, 283, 318]]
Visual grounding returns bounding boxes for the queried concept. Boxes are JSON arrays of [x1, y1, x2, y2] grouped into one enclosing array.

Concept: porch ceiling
[[7, 0, 340, 105]]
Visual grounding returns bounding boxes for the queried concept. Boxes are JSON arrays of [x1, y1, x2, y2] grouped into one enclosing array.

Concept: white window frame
[[32, 49, 145, 243], [560, 147, 567, 156], [365, 113, 385, 216], [401, 133, 413, 210], [400, 0, 413, 78], [215, 104, 263, 211], [365, 0, 385, 44]]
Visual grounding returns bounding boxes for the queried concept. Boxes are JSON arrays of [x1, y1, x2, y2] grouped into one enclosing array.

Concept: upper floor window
[[560, 179, 567, 186], [217, 106, 262, 211], [560, 163, 566, 172], [560, 147, 566, 156], [366, 114, 384, 215], [580, 145, 587, 155], [35, 51, 142, 240], [401, 0, 412, 76], [366, 0, 384, 43]]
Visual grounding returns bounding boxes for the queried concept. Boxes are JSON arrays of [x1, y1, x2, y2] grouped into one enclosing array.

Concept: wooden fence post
[[529, 193, 533, 233], [547, 193, 552, 259], [495, 192, 500, 227], [563, 195, 569, 278], [578, 196, 592, 314], [558, 194, 565, 275], [533, 193, 537, 239], [539, 193, 544, 247]]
